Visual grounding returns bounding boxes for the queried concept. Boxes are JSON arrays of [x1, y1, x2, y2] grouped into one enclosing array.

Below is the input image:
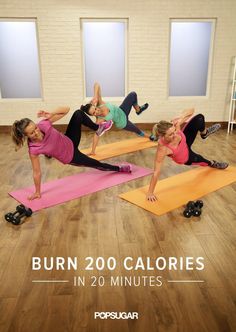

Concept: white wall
[[0, 0, 236, 125]]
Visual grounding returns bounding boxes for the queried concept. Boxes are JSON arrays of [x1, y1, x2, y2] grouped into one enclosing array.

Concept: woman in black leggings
[[147, 109, 228, 202], [80, 82, 150, 155], [11, 107, 131, 200], [180, 113, 221, 166]]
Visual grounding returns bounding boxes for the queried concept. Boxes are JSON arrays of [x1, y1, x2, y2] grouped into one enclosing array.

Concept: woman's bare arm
[[172, 108, 195, 130], [88, 117, 104, 155], [28, 154, 42, 200], [92, 82, 105, 106], [37, 106, 70, 123], [146, 144, 167, 202]]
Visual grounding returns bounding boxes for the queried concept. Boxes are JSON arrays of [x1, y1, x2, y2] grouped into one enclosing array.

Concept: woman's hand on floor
[[146, 193, 158, 202], [87, 151, 96, 156], [28, 192, 41, 201]]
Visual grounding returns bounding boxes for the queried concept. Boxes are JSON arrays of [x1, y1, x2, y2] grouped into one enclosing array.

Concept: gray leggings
[[119, 92, 143, 136]]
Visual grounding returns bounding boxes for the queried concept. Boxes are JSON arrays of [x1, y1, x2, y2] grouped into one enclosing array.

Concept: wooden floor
[[0, 128, 236, 332]]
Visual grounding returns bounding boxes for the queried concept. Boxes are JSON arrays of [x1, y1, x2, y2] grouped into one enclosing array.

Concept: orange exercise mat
[[119, 166, 236, 216], [81, 137, 157, 160]]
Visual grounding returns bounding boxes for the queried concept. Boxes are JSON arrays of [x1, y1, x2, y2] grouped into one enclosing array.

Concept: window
[[82, 20, 127, 98], [169, 20, 215, 97], [0, 19, 41, 98]]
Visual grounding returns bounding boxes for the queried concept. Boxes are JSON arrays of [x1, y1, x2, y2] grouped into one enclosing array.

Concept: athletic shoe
[[138, 131, 145, 137], [136, 103, 149, 115], [96, 120, 113, 136], [201, 123, 221, 139], [210, 160, 229, 169], [119, 164, 132, 173], [149, 134, 158, 141]]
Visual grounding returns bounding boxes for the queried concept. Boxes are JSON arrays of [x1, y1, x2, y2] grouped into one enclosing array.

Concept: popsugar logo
[[94, 312, 139, 320]]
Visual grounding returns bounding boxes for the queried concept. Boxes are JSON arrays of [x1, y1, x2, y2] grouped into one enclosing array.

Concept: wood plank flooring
[[0, 128, 236, 332]]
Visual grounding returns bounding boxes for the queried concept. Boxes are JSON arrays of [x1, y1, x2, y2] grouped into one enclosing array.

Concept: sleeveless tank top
[[98, 103, 127, 129], [159, 130, 189, 164]]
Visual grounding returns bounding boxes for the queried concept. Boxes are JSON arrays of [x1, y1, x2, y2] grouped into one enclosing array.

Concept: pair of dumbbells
[[183, 200, 203, 218], [5, 204, 33, 225]]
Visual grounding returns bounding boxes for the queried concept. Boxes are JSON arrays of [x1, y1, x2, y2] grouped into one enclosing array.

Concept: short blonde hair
[[152, 120, 173, 137]]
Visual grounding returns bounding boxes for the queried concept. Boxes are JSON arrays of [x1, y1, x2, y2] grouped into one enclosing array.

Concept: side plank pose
[[11, 107, 132, 201], [80, 82, 151, 155], [147, 109, 228, 202]]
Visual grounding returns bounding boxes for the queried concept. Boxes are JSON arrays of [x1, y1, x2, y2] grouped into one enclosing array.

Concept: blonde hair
[[11, 118, 32, 150], [152, 120, 173, 138]]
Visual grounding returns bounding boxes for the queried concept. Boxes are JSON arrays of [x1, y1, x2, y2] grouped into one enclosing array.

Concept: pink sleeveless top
[[159, 130, 189, 164], [28, 119, 74, 164]]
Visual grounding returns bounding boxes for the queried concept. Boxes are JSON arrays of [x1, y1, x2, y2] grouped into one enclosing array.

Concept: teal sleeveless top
[[99, 103, 127, 129]]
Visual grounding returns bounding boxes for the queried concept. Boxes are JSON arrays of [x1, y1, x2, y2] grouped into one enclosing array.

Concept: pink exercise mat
[[9, 164, 152, 211]]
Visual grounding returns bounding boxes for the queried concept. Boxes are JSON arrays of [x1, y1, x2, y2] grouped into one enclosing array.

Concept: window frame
[[168, 18, 216, 99], [0, 17, 43, 101], [80, 18, 128, 101]]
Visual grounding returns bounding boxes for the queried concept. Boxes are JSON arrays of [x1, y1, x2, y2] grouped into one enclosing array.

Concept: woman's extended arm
[[91, 82, 105, 106], [28, 154, 42, 200], [37, 106, 70, 123], [146, 145, 167, 202], [89, 135, 100, 156], [88, 117, 104, 155], [172, 108, 195, 130]]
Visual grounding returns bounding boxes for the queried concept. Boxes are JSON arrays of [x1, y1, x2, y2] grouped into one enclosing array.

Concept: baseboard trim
[[0, 122, 229, 134]]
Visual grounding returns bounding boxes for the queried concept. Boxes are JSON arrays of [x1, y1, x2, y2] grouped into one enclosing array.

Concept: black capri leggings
[[183, 114, 211, 166], [119, 91, 143, 136], [65, 110, 119, 171]]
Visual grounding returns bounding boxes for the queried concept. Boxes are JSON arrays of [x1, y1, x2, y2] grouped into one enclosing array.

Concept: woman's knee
[[71, 109, 84, 122], [192, 113, 205, 129], [129, 91, 137, 99], [196, 113, 205, 123], [73, 109, 82, 117]]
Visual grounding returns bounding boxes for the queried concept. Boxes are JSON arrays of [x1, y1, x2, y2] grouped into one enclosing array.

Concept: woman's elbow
[[33, 171, 41, 178], [189, 108, 195, 116], [60, 106, 70, 114], [153, 170, 160, 178]]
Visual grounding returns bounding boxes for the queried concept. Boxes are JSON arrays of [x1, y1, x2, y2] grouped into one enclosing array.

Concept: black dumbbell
[[192, 200, 203, 217], [183, 200, 203, 218], [183, 209, 192, 218], [187, 201, 195, 209], [195, 200, 204, 209], [183, 201, 199, 218], [5, 212, 14, 222], [192, 207, 201, 217], [183, 201, 195, 218], [16, 204, 26, 213], [5, 204, 33, 225]]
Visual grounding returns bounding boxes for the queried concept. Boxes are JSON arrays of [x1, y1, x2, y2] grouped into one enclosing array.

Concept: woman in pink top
[[11, 107, 131, 201], [147, 109, 228, 202]]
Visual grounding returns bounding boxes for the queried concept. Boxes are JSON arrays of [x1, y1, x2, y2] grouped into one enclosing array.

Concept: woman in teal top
[[81, 82, 150, 155]]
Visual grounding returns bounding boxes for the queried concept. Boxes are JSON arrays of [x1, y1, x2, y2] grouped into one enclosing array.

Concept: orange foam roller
[[119, 166, 236, 216]]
